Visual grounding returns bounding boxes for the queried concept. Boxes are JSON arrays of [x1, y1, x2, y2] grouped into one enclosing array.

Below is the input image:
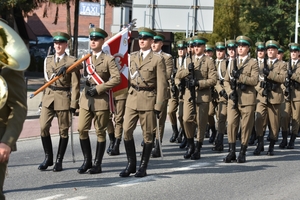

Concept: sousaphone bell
[[0, 20, 30, 109]]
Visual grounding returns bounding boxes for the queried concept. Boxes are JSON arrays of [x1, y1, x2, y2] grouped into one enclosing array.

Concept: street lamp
[[295, 0, 300, 43]]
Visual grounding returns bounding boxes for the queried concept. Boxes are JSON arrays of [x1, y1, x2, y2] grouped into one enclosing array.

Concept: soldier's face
[[290, 50, 299, 60], [227, 47, 236, 58], [267, 47, 278, 59], [194, 44, 205, 55], [205, 50, 214, 58], [237, 44, 249, 56], [54, 42, 68, 56], [216, 49, 225, 59], [90, 37, 104, 52], [277, 52, 283, 61], [257, 49, 265, 59], [151, 40, 163, 52], [178, 48, 186, 57], [187, 46, 194, 54], [139, 37, 153, 51]]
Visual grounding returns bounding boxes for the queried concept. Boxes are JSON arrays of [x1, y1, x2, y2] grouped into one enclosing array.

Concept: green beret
[[265, 40, 280, 49], [177, 40, 187, 48], [89, 27, 108, 39], [215, 42, 226, 50], [154, 33, 165, 41], [288, 43, 300, 51], [255, 42, 265, 50], [226, 40, 236, 48], [278, 45, 285, 53], [205, 44, 214, 51], [236, 35, 252, 46], [52, 32, 70, 42], [193, 35, 208, 45], [137, 27, 156, 38]]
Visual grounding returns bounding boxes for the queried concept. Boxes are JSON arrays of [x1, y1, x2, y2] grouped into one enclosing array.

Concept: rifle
[[170, 56, 178, 98], [187, 52, 196, 114], [262, 57, 269, 98], [229, 59, 238, 109], [284, 60, 292, 99]]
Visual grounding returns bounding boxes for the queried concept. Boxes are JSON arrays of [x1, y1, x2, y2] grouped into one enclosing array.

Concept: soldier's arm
[[267, 62, 287, 84], [164, 54, 173, 80], [154, 56, 168, 111], [238, 59, 259, 86], [290, 65, 300, 83], [198, 58, 217, 89], [70, 69, 81, 109], [96, 56, 121, 94]]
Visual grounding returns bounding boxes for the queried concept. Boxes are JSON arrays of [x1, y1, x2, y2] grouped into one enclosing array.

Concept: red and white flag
[[102, 28, 130, 97]]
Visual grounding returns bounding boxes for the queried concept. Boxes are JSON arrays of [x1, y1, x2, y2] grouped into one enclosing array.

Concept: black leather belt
[[86, 81, 97, 87], [49, 85, 70, 91], [131, 84, 155, 91]]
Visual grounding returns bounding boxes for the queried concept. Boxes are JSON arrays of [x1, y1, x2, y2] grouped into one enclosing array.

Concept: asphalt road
[[4, 122, 300, 200]]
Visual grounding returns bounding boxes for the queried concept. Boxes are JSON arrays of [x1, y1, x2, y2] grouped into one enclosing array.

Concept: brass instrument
[[0, 20, 30, 109]]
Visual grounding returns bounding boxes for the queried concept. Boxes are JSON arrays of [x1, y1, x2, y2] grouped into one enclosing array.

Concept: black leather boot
[[110, 138, 121, 156], [223, 143, 236, 163], [170, 125, 179, 143], [179, 129, 187, 148], [38, 135, 53, 170], [237, 145, 247, 163], [208, 125, 217, 143], [176, 127, 183, 143], [106, 133, 115, 154], [151, 139, 161, 158], [184, 138, 195, 159], [88, 141, 106, 174], [212, 133, 224, 152], [248, 127, 257, 145], [120, 139, 137, 177], [279, 131, 288, 149], [77, 138, 93, 174], [253, 136, 264, 155], [287, 134, 297, 149], [53, 137, 69, 172], [191, 141, 202, 160], [205, 124, 210, 138], [267, 139, 275, 156], [135, 143, 152, 177]]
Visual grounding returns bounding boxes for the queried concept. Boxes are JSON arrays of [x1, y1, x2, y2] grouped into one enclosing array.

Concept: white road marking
[[63, 197, 88, 200], [35, 194, 64, 200]]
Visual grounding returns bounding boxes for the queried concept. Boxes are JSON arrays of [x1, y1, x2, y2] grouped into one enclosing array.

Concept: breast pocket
[[141, 67, 155, 81]]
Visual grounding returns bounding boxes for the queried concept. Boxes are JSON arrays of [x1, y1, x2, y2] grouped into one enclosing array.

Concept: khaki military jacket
[[255, 59, 287, 104], [80, 53, 121, 111], [126, 50, 167, 111], [289, 60, 300, 101], [0, 69, 27, 151], [224, 57, 259, 106], [175, 54, 217, 103], [214, 59, 229, 103], [43, 54, 80, 110]]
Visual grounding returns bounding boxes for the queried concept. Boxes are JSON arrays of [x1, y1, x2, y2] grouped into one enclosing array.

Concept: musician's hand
[[189, 79, 199, 87], [188, 63, 194, 72], [0, 143, 11, 163], [288, 69, 293, 77], [154, 109, 161, 119], [70, 108, 76, 114], [86, 86, 97, 97], [232, 70, 240, 79], [56, 66, 67, 77], [263, 67, 270, 76]]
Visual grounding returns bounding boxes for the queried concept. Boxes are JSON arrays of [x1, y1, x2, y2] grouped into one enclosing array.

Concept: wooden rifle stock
[[30, 53, 91, 99]]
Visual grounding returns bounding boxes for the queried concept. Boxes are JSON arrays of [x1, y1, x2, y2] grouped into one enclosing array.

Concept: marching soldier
[[253, 40, 286, 156], [175, 35, 217, 160], [205, 44, 215, 59], [212, 41, 228, 152], [169, 40, 187, 144], [119, 27, 167, 177], [277, 46, 285, 61], [77, 27, 120, 174], [151, 32, 173, 158], [279, 43, 300, 149], [223, 35, 258, 163], [38, 32, 80, 172]]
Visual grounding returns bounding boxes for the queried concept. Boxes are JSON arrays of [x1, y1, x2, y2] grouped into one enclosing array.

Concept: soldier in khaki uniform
[[38, 32, 80, 172], [169, 40, 187, 144], [77, 28, 120, 174], [279, 43, 300, 149], [212, 42, 228, 152], [175, 35, 217, 160], [253, 40, 287, 156], [119, 27, 167, 177], [223, 36, 259, 163], [150, 33, 173, 157], [0, 21, 27, 199]]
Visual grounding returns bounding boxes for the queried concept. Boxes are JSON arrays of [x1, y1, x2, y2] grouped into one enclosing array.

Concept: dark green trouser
[[0, 161, 8, 200]]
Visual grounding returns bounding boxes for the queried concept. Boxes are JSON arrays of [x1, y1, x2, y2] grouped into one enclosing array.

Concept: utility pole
[[100, 0, 105, 29], [295, 0, 299, 43]]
